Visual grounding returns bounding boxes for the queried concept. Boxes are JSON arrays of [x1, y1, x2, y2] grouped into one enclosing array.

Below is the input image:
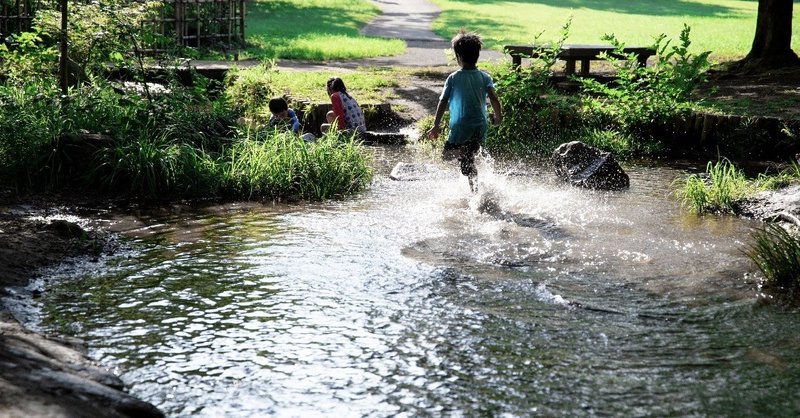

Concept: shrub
[[578, 25, 710, 138], [676, 158, 752, 214], [748, 224, 800, 301], [487, 20, 573, 157]]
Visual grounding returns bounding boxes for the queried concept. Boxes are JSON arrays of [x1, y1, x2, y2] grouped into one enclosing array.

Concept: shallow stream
[[25, 146, 800, 416]]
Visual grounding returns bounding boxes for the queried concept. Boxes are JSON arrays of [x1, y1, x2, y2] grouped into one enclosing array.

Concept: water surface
[[31, 147, 800, 417]]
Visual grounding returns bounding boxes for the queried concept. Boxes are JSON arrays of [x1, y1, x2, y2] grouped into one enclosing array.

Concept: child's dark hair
[[268, 97, 289, 113], [451, 30, 482, 65], [327, 77, 348, 95]]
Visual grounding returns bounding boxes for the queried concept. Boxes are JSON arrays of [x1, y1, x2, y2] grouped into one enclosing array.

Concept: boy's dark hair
[[327, 77, 348, 94], [451, 30, 482, 65], [268, 97, 289, 113]]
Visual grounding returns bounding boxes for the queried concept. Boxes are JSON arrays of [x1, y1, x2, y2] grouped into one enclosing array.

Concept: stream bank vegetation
[[749, 224, 800, 303], [0, 2, 372, 202]]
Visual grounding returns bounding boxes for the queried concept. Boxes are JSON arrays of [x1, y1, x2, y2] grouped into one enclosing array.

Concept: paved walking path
[[278, 0, 504, 69]]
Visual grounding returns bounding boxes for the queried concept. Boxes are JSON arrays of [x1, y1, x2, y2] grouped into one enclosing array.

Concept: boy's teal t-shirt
[[440, 68, 494, 144]]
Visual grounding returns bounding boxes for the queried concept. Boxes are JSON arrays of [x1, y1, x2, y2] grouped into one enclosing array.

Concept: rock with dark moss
[[0, 316, 164, 418], [551, 141, 629, 190]]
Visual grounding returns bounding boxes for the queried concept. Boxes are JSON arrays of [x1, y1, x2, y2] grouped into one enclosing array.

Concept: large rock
[[551, 141, 629, 190], [737, 184, 800, 227], [0, 316, 164, 418]]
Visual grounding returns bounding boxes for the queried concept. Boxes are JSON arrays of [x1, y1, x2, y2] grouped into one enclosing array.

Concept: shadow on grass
[[451, 0, 738, 17], [245, 0, 402, 60]]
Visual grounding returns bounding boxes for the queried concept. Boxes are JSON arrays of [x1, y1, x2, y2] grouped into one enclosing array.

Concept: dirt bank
[[0, 193, 163, 418]]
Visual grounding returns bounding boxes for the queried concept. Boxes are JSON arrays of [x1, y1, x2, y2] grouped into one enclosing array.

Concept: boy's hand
[[427, 125, 441, 140]]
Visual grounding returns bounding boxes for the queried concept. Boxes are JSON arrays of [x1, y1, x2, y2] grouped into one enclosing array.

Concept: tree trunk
[[741, 0, 799, 69], [58, 0, 68, 95]]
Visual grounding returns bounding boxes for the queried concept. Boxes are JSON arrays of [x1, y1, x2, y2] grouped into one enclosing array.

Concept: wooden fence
[[0, 0, 39, 38], [144, 0, 245, 54], [1, 0, 245, 54]]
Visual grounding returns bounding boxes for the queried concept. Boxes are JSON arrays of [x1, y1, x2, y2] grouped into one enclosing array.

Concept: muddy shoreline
[[0, 193, 163, 418]]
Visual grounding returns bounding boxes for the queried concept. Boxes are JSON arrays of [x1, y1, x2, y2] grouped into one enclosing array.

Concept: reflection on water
[[32, 147, 800, 417]]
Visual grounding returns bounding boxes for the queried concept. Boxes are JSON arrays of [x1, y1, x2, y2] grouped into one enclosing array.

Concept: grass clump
[[676, 159, 800, 215], [677, 159, 754, 213], [676, 159, 752, 214], [748, 224, 800, 302], [223, 129, 372, 200]]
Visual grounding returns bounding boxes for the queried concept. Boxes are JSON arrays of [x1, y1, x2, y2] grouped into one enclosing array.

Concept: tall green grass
[[244, 0, 404, 60], [748, 224, 800, 301], [430, 0, 796, 60], [223, 129, 372, 200], [676, 159, 752, 214], [95, 134, 221, 198]]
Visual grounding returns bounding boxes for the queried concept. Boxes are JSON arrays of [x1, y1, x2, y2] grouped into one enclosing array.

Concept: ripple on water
[[27, 149, 800, 417]]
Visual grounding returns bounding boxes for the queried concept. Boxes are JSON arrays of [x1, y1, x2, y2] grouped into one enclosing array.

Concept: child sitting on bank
[[268, 97, 316, 142], [320, 77, 367, 136], [427, 30, 503, 193]]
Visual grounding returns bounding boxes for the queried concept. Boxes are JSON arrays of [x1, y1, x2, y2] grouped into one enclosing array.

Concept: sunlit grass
[[676, 159, 752, 214], [225, 64, 402, 122], [748, 224, 800, 301], [223, 129, 372, 200], [244, 0, 405, 60], [429, 0, 797, 61], [267, 68, 400, 103]]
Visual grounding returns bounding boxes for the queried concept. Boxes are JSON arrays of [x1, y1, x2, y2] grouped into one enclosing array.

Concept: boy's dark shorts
[[442, 140, 481, 177]]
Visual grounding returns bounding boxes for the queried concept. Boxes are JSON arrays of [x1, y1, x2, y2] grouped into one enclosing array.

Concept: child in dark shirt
[[428, 30, 503, 193], [268, 97, 315, 142]]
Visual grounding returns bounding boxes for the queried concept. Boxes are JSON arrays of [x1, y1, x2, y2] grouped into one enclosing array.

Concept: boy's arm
[[427, 98, 448, 140], [488, 88, 502, 126]]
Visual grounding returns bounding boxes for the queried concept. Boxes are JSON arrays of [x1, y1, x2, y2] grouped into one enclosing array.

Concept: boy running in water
[[428, 30, 503, 193]]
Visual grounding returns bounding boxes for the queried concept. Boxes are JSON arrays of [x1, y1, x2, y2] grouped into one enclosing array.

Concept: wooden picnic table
[[504, 44, 656, 76]]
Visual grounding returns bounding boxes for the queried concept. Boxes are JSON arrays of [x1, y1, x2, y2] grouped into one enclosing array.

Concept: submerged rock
[[551, 141, 630, 190], [389, 162, 443, 181]]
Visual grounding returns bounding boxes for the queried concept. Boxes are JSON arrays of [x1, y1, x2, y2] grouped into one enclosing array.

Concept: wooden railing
[[143, 0, 245, 54], [0, 0, 39, 39]]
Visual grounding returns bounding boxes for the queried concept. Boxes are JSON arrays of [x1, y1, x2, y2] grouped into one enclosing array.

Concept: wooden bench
[[504, 44, 656, 76]]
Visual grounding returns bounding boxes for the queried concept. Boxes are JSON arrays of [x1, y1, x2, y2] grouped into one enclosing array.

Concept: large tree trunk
[[741, 0, 799, 69]]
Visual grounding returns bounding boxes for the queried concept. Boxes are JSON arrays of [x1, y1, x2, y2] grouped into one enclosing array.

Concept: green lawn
[[267, 68, 401, 103], [430, 0, 800, 61], [243, 0, 404, 60]]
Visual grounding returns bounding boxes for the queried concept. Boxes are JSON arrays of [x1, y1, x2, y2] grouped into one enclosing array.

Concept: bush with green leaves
[[579, 25, 711, 136], [480, 22, 710, 159], [31, 0, 164, 76], [748, 224, 800, 302], [485, 20, 574, 157]]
